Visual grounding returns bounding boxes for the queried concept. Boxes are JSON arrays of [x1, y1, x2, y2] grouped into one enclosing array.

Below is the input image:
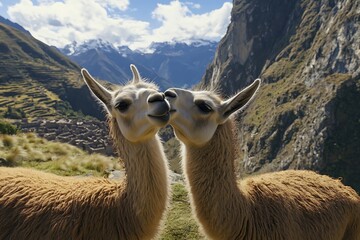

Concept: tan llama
[[0, 65, 171, 240], [164, 80, 360, 240]]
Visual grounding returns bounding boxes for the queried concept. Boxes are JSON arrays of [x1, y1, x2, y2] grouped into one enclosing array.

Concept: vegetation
[[0, 120, 18, 135], [0, 22, 105, 120], [160, 184, 204, 240], [4, 106, 26, 119], [0, 80, 86, 121], [0, 132, 120, 175]]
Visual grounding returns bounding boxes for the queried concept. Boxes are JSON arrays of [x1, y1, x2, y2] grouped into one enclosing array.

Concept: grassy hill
[[0, 131, 120, 176], [0, 22, 104, 120]]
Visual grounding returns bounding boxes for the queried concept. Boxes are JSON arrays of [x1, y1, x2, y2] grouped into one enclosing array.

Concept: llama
[[0, 65, 171, 240], [164, 80, 360, 240]]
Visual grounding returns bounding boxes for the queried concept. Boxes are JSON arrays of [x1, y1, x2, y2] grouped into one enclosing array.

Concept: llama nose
[[148, 92, 165, 103], [164, 89, 177, 98]]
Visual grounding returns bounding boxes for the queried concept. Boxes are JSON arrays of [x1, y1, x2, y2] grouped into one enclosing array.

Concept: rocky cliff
[[201, 0, 360, 192]]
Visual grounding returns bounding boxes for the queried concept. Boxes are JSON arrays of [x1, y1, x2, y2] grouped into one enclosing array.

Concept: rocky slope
[[201, 0, 360, 192]]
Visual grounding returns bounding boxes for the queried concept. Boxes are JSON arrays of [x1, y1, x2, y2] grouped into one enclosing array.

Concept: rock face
[[201, 0, 360, 192]]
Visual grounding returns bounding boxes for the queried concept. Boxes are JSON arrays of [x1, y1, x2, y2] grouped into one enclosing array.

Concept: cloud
[[149, 1, 232, 44], [7, 0, 232, 51], [8, 0, 148, 48], [97, 0, 129, 11], [0, 1, 3, 7], [184, 2, 201, 9]]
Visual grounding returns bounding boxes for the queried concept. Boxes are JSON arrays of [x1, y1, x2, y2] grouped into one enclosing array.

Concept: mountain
[[0, 16, 31, 35], [0, 21, 104, 120], [61, 40, 217, 89], [200, 0, 360, 192], [133, 41, 218, 88], [61, 39, 169, 89]]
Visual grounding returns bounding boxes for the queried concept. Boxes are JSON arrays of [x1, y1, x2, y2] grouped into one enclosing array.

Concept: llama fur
[[0, 78, 170, 240], [166, 82, 360, 240], [183, 120, 360, 240]]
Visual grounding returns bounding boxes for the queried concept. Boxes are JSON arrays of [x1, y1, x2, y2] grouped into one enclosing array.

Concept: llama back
[[0, 167, 145, 240], [240, 170, 360, 240]]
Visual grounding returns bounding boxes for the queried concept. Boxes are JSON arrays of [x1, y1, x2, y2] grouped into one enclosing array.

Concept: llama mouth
[[148, 112, 170, 122]]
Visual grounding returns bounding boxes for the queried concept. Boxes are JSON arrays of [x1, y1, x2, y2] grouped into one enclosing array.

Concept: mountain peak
[[62, 39, 117, 56]]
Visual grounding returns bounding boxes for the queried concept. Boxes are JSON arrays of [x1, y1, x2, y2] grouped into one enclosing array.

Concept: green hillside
[[0, 133, 119, 175], [0, 22, 103, 120]]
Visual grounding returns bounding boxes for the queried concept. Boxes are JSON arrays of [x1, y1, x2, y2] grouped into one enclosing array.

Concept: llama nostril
[[148, 93, 165, 103], [164, 90, 177, 98]]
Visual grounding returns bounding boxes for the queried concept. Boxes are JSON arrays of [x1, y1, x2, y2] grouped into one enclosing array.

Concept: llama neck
[[184, 120, 248, 237], [109, 118, 169, 224], [119, 136, 169, 208]]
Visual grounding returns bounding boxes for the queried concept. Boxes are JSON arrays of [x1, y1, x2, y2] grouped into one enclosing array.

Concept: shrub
[[2, 135, 15, 147], [5, 147, 26, 166], [47, 142, 71, 156], [0, 121, 18, 134]]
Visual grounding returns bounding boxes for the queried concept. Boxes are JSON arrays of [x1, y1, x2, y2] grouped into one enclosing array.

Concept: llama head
[[81, 64, 170, 142], [165, 79, 261, 146]]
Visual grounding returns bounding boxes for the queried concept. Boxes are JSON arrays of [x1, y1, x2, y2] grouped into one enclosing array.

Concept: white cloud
[[0, 1, 3, 7], [184, 2, 201, 9], [8, 0, 147, 48], [97, 0, 129, 11], [149, 1, 232, 45], [7, 0, 232, 51]]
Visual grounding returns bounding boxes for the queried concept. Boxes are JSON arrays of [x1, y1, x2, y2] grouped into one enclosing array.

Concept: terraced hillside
[[0, 22, 103, 120], [0, 80, 82, 120]]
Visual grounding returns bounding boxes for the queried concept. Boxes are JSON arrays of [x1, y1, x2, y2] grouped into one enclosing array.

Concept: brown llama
[[0, 65, 171, 240], [164, 80, 360, 240]]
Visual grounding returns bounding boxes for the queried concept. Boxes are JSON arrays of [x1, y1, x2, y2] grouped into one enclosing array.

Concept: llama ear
[[81, 68, 112, 109], [130, 64, 140, 83], [219, 79, 261, 122]]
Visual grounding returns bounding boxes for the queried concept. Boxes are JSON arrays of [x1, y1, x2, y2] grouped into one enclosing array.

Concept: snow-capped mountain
[[61, 39, 118, 56], [60, 39, 217, 89]]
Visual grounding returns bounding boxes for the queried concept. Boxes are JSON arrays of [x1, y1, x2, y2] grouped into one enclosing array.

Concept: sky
[[0, 0, 232, 51]]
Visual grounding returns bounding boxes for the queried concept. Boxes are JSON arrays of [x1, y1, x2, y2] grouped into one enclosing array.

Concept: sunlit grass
[[0, 132, 120, 176], [160, 184, 204, 240]]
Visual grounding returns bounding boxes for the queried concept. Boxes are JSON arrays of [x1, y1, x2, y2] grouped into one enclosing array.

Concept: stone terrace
[[15, 118, 114, 156]]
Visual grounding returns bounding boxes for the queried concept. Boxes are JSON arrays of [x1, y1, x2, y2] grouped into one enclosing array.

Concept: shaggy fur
[[0, 97, 170, 239], [183, 120, 360, 240]]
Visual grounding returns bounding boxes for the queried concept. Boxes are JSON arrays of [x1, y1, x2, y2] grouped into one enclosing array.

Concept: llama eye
[[196, 101, 213, 114], [116, 101, 130, 112]]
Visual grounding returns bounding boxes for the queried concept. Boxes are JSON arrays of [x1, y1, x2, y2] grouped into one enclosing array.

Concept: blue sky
[[0, 0, 232, 51]]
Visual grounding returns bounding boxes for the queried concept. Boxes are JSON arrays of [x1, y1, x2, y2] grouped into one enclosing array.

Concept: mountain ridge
[[60, 39, 218, 89], [0, 16, 31, 35]]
